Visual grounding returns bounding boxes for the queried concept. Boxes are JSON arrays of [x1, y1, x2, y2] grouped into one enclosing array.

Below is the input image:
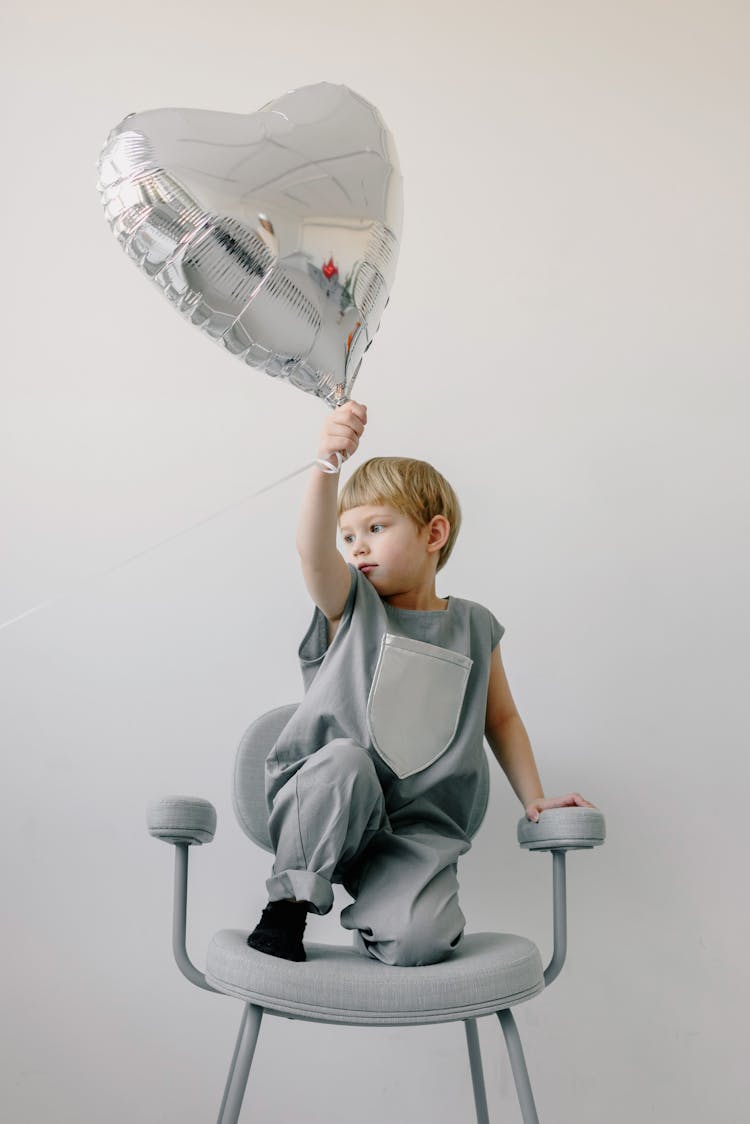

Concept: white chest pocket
[[366, 633, 473, 780]]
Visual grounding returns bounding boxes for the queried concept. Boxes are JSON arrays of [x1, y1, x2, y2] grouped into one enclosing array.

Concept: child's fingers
[[337, 400, 367, 426], [322, 423, 361, 458], [527, 793, 597, 819], [336, 416, 365, 439], [323, 415, 365, 448], [327, 403, 365, 431], [329, 419, 363, 447], [524, 800, 542, 822], [334, 434, 360, 458], [318, 401, 367, 462], [563, 792, 597, 809]]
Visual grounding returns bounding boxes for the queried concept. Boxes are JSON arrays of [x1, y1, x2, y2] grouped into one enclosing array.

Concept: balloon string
[[0, 456, 336, 635]]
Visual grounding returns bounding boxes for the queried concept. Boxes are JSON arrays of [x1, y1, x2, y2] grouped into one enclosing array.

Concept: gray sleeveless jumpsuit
[[265, 564, 504, 966]]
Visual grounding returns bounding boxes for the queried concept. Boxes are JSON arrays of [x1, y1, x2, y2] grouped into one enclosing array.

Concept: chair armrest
[[517, 806, 605, 851], [516, 807, 606, 988], [146, 796, 217, 845], [145, 796, 219, 993]]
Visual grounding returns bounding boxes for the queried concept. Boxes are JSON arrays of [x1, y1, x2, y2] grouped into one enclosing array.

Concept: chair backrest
[[232, 703, 490, 853], [233, 703, 298, 852]]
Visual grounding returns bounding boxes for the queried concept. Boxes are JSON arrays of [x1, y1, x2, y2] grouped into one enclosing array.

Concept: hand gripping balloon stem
[[315, 398, 351, 474], [96, 83, 403, 405]]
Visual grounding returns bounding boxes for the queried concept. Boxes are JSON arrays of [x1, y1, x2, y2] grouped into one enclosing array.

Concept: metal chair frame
[[149, 706, 604, 1124]]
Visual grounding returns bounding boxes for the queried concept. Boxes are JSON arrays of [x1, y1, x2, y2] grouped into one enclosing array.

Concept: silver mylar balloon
[[96, 83, 402, 405]]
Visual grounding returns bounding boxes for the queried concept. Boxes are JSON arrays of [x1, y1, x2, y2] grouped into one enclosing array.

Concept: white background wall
[[1, 2, 748, 1121]]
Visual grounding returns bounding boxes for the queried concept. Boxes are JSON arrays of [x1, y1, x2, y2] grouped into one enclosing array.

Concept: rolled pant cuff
[[266, 870, 334, 915]]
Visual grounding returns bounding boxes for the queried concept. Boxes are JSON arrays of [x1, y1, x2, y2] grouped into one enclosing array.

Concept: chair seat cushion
[[206, 931, 544, 1026]]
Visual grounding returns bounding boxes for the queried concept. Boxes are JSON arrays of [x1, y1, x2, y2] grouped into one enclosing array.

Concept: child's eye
[[371, 524, 385, 533], [343, 534, 354, 544]]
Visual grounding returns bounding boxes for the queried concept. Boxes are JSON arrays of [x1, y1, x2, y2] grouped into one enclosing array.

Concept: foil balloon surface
[[96, 83, 403, 405]]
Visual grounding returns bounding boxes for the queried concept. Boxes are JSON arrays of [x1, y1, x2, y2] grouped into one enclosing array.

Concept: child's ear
[[426, 515, 450, 554]]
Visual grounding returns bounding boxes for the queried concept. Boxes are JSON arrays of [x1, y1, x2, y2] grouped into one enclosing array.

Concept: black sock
[[246, 899, 309, 962]]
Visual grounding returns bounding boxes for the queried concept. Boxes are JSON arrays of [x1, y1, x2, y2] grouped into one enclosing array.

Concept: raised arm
[[296, 400, 368, 628]]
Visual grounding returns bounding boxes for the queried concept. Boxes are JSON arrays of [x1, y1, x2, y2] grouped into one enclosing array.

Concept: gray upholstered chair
[[147, 703, 605, 1123]]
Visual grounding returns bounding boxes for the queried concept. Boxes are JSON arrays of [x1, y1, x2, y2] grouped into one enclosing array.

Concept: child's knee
[[363, 918, 463, 967], [272, 743, 374, 811], [359, 892, 466, 967], [308, 740, 378, 790]]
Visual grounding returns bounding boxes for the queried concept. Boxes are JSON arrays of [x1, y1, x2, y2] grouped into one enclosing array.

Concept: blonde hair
[[338, 457, 461, 571]]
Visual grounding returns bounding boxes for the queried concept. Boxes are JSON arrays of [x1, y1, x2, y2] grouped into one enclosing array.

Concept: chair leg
[[464, 1019, 491, 1124], [497, 1008, 539, 1124], [216, 1004, 263, 1124]]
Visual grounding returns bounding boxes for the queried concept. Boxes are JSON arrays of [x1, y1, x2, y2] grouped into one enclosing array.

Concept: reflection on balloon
[[96, 83, 403, 405]]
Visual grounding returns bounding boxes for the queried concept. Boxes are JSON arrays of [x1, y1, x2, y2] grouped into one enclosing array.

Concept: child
[[248, 400, 595, 965]]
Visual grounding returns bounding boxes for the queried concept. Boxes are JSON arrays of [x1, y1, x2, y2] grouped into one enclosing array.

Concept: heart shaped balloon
[[96, 83, 403, 405]]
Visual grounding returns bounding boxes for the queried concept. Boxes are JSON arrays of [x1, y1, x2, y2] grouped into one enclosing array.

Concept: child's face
[[338, 503, 437, 595]]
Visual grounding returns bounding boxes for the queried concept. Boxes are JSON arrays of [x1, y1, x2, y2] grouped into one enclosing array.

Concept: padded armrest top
[[147, 796, 217, 845], [517, 806, 605, 851]]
